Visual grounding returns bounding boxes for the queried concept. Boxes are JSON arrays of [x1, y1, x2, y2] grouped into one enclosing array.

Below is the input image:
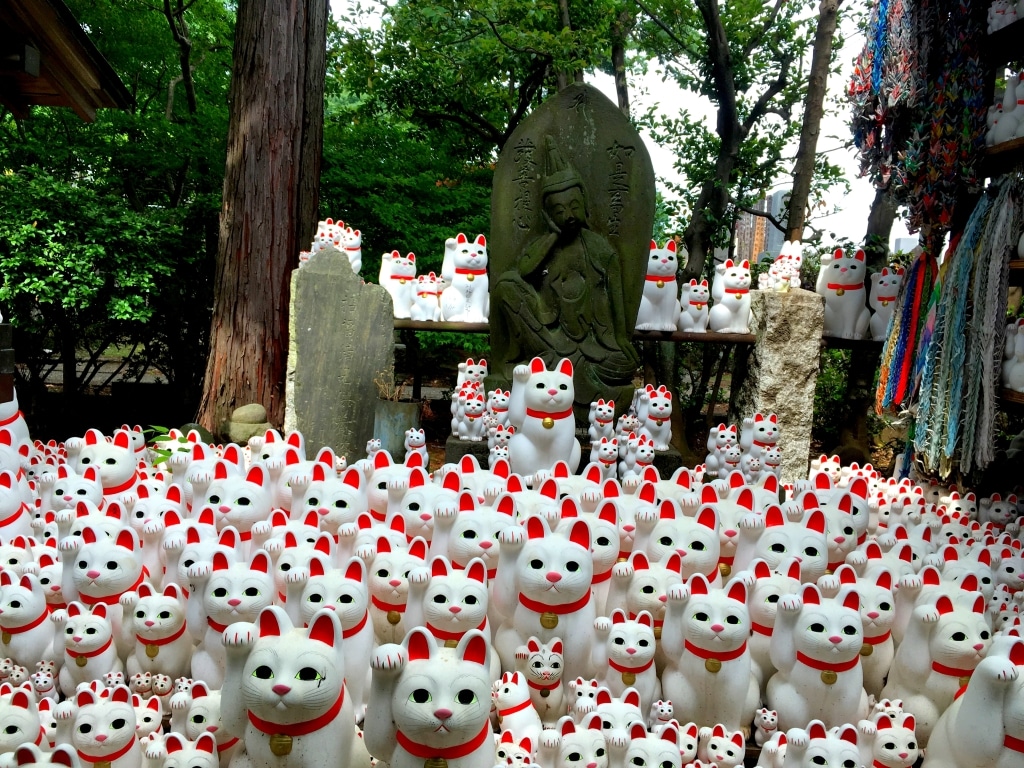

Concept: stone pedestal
[[285, 248, 394, 462], [733, 289, 824, 484], [444, 436, 491, 467], [652, 447, 684, 478]]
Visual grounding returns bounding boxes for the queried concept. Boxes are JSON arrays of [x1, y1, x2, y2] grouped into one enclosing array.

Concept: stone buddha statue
[[490, 136, 641, 408]]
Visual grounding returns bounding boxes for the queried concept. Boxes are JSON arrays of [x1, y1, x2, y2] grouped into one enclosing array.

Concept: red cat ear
[[460, 631, 488, 666], [500, 732, 514, 744], [258, 608, 285, 638], [629, 721, 648, 742], [431, 557, 450, 578], [1009, 639, 1024, 666], [835, 564, 856, 585], [308, 611, 337, 648], [696, 506, 717, 530], [902, 714, 916, 732], [408, 537, 427, 560], [630, 551, 650, 571], [250, 550, 272, 574], [164, 734, 186, 754], [753, 560, 772, 580], [731, 732, 745, 747], [764, 506, 785, 528], [801, 584, 820, 604], [110, 684, 130, 704], [560, 717, 577, 736], [466, 559, 487, 584], [195, 733, 217, 755], [551, 639, 563, 654], [556, 358, 573, 377], [837, 724, 858, 745], [623, 689, 640, 707], [875, 569, 892, 591], [805, 509, 826, 534], [596, 689, 612, 706], [842, 590, 859, 612], [407, 627, 433, 661], [689, 573, 710, 595], [526, 516, 547, 540], [808, 721, 828, 740], [529, 357, 546, 374], [191, 682, 209, 699], [527, 638, 540, 653], [726, 579, 747, 605], [91, 603, 107, 619], [935, 596, 954, 615], [568, 519, 590, 551], [597, 500, 617, 525]]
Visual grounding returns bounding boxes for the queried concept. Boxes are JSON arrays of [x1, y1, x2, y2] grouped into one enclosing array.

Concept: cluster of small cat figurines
[[448, 359, 516, 457], [1001, 318, 1024, 393], [636, 241, 752, 335], [586, 386, 673, 482], [380, 233, 490, 321], [757, 241, 804, 293], [816, 249, 904, 341], [1, 380, 1024, 768], [298, 217, 362, 273], [703, 414, 782, 484]]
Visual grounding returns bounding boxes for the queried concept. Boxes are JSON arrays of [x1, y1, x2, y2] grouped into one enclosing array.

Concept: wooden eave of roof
[[0, 0, 133, 122]]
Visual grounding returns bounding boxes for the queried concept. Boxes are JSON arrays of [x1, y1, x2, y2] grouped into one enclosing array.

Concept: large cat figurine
[[536, 714, 607, 768], [221, 606, 354, 768], [783, 720, 861, 768], [922, 635, 1024, 768], [492, 516, 595, 681], [379, 251, 417, 319], [365, 628, 493, 768], [880, 592, 991, 746], [120, 582, 192, 680], [0, 571, 56, 669], [708, 259, 752, 334], [660, 573, 759, 730], [624, 721, 682, 768], [817, 248, 871, 339], [766, 583, 869, 731], [66, 685, 140, 768], [507, 358, 581, 479], [636, 240, 681, 331], [440, 233, 489, 322]]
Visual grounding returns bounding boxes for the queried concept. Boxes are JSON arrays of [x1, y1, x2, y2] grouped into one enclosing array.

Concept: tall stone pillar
[[285, 249, 394, 461], [733, 289, 824, 483]]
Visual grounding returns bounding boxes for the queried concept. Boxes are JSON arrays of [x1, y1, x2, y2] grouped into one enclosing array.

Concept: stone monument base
[[652, 447, 684, 478], [444, 436, 491, 467]]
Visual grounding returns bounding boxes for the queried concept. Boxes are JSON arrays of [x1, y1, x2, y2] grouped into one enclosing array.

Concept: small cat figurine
[[647, 699, 674, 731], [221, 607, 355, 768], [625, 722, 682, 768], [365, 628, 493, 768], [679, 278, 711, 333], [411, 273, 442, 321], [440, 233, 489, 322], [588, 399, 616, 444], [709, 259, 752, 334], [636, 240, 681, 331], [507, 357, 581, 479], [66, 685, 140, 768], [403, 428, 428, 465], [514, 637, 565, 726], [0, 571, 56, 669], [492, 671, 542, 747], [120, 583, 192, 681], [698, 724, 746, 768], [636, 385, 673, 451], [340, 225, 362, 273], [784, 720, 860, 768], [588, 438, 619, 481], [753, 707, 779, 747], [380, 250, 417, 319], [591, 609, 661, 712], [75, 427, 141, 506], [174, 680, 239, 768], [817, 247, 871, 339], [0, 685, 44, 756], [367, 536, 428, 644], [536, 714, 607, 768], [857, 711, 919, 768], [869, 267, 903, 341], [161, 733, 220, 768]]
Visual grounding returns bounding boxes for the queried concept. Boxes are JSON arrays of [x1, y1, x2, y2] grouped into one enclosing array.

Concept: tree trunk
[[863, 186, 898, 269], [610, 9, 634, 116], [196, 0, 328, 434], [786, 0, 842, 241]]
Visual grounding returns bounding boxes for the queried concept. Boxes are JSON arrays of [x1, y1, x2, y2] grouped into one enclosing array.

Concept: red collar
[[67, 635, 112, 662], [1, 606, 49, 635], [497, 698, 533, 718], [724, 287, 749, 295], [0, 411, 22, 427], [685, 639, 746, 662], [876, 296, 897, 303], [80, 571, 145, 607], [390, 275, 412, 281], [518, 590, 591, 616], [417, 292, 435, 298], [207, 616, 229, 633], [370, 508, 386, 523], [592, 566, 613, 585], [136, 620, 187, 647], [873, 761, 892, 768], [1004, 734, 1024, 754], [796, 651, 859, 674], [608, 656, 654, 675], [103, 472, 139, 496], [455, 267, 487, 276], [218, 736, 240, 753], [0, 502, 29, 529], [34, 726, 45, 746], [863, 630, 891, 646], [598, 457, 617, 467], [752, 439, 775, 448], [426, 619, 486, 642], [525, 407, 574, 422], [343, 611, 369, 640], [751, 621, 772, 636], [396, 722, 491, 760], [594, 417, 613, 425], [343, 245, 360, 252], [827, 282, 864, 291], [645, 275, 672, 283], [931, 661, 976, 680], [247, 686, 345, 737], [490, 407, 508, 413], [77, 739, 135, 765], [527, 678, 560, 692], [47, 602, 67, 613], [371, 596, 406, 614], [689, 300, 706, 307]]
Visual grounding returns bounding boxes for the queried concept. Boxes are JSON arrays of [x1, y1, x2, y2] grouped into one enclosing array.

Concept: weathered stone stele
[[489, 83, 655, 414], [733, 289, 824, 483], [285, 247, 394, 460]]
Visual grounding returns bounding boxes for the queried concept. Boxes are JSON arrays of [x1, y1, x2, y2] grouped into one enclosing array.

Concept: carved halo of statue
[[489, 83, 656, 416]]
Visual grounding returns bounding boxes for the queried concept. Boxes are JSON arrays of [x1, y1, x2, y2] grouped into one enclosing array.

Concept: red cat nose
[[659, 595, 667, 602], [272, 684, 291, 696], [833, 536, 845, 544], [478, 540, 493, 550], [317, 507, 329, 516], [866, 611, 879, 619], [228, 598, 242, 607], [94, 735, 107, 743], [206, 726, 218, 733], [86, 570, 101, 579], [389, 579, 402, 587], [899, 753, 908, 760], [218, 505, 231, 513], [420, 513, 430, 521], [724, 529, 737, 538], [145, 620, 155, 627], [50, 586, 60, 591], [710, 623, 724, 633], [626, 648, 636, 655], [545, 572, 562, 583], [548, 389, 557, 396], [449, 606, 462, 614], [433, 708, 453, 720], [623, 524, 635, 533], [974, 643, 985, 651], [829, 635, 843, 644]]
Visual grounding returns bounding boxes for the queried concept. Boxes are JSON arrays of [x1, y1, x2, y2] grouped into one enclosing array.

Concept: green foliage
[[814, 348, 852, 446]]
